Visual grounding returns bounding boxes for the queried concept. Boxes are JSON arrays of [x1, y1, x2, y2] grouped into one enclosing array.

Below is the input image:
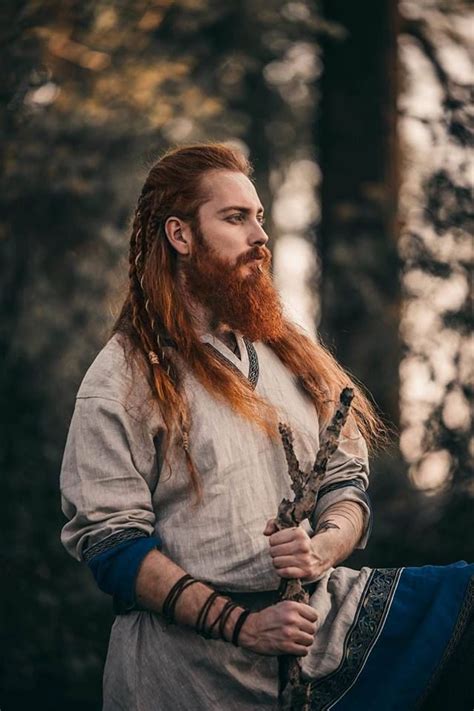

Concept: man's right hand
[[238, 600, 318, 656]]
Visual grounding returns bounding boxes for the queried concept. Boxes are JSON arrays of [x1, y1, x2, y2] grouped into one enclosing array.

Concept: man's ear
[[164, 216, 192, 256]]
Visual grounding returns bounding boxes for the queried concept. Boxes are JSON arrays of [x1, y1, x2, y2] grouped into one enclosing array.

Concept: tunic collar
[[199, 332, 259, 390]]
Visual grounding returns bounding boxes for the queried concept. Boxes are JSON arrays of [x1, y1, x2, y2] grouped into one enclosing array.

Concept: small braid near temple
[[60, 142, 474, 711]]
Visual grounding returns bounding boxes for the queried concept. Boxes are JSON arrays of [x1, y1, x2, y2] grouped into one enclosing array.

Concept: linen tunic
[[60, 332, 371, 710]]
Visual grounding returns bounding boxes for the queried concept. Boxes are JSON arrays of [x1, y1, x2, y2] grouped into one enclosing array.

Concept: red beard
[[181, 221, 285, 343]]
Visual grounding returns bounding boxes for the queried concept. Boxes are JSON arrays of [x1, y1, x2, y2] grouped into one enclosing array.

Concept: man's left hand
[[263, 519, 331, 583]]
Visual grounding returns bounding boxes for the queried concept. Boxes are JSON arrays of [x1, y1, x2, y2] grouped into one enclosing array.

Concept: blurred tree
[[317, 0, 401, 428], [314, 0, 424, 577], [397, 0, 473, 563]]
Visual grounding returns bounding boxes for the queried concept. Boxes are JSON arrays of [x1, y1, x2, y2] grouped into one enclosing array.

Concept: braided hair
[[120, 180, 201, 497]]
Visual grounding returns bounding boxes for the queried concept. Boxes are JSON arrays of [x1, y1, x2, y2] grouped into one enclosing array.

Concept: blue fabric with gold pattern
[[309, 561, 474, 710]]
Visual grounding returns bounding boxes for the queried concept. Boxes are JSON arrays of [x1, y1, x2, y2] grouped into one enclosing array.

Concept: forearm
[[137, 548, 319, 657], [135, 548, 244, 639], [310, 500, 366, 569]]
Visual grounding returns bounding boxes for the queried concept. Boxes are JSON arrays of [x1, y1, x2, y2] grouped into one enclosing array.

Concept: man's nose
[[249, 221, 269, 247]]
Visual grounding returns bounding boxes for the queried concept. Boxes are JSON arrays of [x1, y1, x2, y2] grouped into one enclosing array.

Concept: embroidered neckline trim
[[204, 336, 259, 390]]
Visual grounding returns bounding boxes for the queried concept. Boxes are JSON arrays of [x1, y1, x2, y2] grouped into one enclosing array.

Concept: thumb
[[263, 519, 278, 536]]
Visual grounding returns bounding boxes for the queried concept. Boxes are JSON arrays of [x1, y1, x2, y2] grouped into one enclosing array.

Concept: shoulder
[[76, 333, 151, 412]]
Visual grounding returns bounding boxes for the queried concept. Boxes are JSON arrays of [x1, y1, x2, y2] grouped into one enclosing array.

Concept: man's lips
[[243, 249, 269, 264], [245, 257, 265, 274], [243, 257, 264, 267], [234, 246, 271, 270]]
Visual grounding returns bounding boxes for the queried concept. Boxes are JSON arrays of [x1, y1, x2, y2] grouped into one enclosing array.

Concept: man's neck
[[215, 330, 240, 357]]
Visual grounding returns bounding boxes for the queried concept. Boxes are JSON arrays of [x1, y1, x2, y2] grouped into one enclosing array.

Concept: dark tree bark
[[317, 0, 400, 427]]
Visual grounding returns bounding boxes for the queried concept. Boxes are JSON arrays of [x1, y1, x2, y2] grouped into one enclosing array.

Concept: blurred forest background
[[1, 0, 472, 708]]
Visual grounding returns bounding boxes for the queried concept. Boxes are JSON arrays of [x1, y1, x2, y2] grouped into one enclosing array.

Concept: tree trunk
[[317, 0, 400, 427]]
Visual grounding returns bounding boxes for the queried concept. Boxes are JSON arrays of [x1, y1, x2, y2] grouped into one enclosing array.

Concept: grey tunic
[[60, 332, 371, 710]]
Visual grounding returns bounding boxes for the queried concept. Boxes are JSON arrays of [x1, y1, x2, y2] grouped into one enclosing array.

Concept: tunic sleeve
[[311, 413, 372, 549], [60, 395, 159, 563]]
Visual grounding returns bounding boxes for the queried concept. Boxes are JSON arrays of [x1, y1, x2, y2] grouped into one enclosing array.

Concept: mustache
[[235, 245, 272, 267]]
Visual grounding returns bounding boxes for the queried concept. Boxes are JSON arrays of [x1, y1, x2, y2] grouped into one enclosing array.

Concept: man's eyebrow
[[217, 205, 265, 214]]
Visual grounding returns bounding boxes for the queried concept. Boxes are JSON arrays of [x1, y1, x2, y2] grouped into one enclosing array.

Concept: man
[[60, 142, 373, 708], [60, 143, 472, 710]]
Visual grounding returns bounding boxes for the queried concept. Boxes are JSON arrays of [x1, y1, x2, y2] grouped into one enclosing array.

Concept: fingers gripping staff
[[273, 387, 355, 711]]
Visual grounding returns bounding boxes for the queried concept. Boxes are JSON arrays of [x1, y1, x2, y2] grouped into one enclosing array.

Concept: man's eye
[[227, 214, 266, 225]]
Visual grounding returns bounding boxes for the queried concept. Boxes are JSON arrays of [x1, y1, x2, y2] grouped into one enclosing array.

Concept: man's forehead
[[200, 170, 263, 211]]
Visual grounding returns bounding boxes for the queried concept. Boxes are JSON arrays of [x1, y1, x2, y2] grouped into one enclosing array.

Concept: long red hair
[[113, 142, 389, 500]]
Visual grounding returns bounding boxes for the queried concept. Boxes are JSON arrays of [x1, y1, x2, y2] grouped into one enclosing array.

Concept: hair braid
[[138, 200, 179, 385], [127, 193, 202, 499], [128, 201, 154, 354]]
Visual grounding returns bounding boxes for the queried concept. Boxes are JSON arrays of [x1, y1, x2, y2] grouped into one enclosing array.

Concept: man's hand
[[264, 500, 366, 582], [263, 520, 331, 582], [238, 600, 318, 656]]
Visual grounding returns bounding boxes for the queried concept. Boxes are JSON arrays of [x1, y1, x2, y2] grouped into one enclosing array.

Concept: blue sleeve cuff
[[86, 532, 162, 612]]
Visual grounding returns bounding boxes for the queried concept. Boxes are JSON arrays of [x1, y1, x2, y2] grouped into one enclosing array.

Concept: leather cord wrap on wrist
[[232, 608, 252, 646], [161, 573, 252, 644], [162, 573, 200, 622], [195, 591, 221, 637]]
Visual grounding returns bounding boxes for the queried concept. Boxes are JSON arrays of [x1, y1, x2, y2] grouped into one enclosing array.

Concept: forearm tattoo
[[314, 519, 341, 535], [315, 501, 365, 539]]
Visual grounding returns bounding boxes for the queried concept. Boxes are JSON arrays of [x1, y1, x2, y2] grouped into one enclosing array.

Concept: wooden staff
[[275, 387, 355, 711]]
